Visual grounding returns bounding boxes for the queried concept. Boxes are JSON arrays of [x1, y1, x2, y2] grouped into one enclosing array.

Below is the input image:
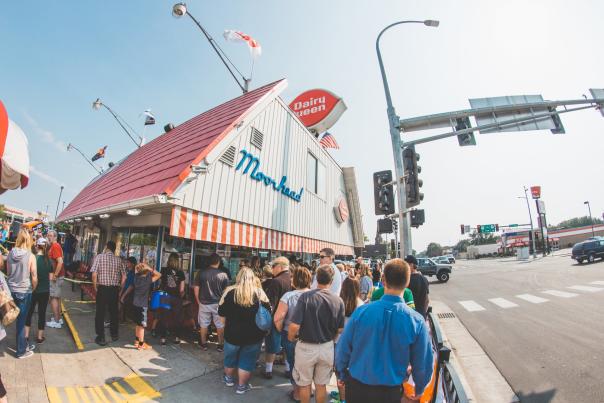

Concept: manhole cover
[[438, 312, 456, 319]]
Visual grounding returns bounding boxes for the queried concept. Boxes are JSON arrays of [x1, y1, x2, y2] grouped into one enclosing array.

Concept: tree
[[549, 216, 603, 230], [469, 232, 500, 246], [455, 239, 471, 253], [426, 242, 443, 257], [0, 204, 5, 221]]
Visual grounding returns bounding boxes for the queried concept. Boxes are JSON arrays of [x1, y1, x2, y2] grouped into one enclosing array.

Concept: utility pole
[[522, 187, 537, 259], [53, 186, 64, 228]]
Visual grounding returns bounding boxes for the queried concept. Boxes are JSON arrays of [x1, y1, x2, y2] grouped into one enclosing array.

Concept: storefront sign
[[289, 89, 347, 134], [334, 198, 349, 223], [530, 186, 541, 199], [235, 149, 303, 202]]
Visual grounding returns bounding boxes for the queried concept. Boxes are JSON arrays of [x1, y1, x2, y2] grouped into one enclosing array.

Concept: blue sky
[[2, 1, 604, 251]]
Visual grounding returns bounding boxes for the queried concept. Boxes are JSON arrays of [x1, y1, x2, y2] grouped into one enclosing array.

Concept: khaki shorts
[[292, 341, 334, 386], [49, 278, 64, 298], [198, 303, 224, 329]]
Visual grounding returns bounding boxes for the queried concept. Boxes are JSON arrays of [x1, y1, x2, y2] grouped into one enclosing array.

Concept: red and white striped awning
[[170, 206, 354, 256], [0, 100, 29, 194]]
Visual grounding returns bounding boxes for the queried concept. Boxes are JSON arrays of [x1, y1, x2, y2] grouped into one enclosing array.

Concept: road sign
[[530, 186, 541, 199], [464, 225, 471, 233], [509, 224, 519, 227], [469, 95, 564, 134], [480, 224, 497, 233]]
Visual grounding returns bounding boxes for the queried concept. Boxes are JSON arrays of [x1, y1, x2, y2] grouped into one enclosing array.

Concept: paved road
[[431, 253, 604, 403]]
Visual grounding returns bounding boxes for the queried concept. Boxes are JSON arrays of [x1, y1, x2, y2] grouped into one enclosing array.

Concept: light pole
[[92, 98, 142, 147], [376, 19, 439, 257], [518, 187, 537, 258], [584, 201, 595, 237], [67, 143, 103, 174], [172, 3, 249, 93], [53, 185, 64, 226]]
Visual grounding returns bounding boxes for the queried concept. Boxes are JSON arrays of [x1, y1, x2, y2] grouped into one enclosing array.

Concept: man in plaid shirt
[[91, 241, 126, 346]]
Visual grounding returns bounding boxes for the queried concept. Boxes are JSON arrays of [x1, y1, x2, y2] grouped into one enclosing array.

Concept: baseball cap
[[404, 255, 418, 266], [126, 257, 138, 266], [36, 237, 48, 246]]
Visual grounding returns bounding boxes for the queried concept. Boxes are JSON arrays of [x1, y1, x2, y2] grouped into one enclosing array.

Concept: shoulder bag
[[255, 293, 272, 332], [0, 272, 19, 326]]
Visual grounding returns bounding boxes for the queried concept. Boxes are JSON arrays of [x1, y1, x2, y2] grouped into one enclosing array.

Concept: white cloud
[[29, 165, 66, 188], [21, 111, 68, 153]]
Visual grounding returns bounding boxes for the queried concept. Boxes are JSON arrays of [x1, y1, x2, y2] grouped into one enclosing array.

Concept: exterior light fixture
[[84, 216, 93, 221], [127, 208, 142, 216], [75, 218, 82, 222], [67, 219, 74, 223], [172, 3, 187, 17], [99, 213, 110, 219], [423, 20, 440, 27], [92, 98, 103, 110]]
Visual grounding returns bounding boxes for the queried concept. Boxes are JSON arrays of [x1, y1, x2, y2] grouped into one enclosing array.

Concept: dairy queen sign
[[289, 89, 347, 134]]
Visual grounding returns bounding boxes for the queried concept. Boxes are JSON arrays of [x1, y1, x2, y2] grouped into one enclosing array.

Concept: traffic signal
[[377, 218, 393, 234], [495, 224, 499, 231], [455, 117, 476, 146], [410, 209, 425, 228], [402, 146, 423, 208], [477, 225, 482, 233], [461, 224, 465, 235], [373, 170, 395, 215]]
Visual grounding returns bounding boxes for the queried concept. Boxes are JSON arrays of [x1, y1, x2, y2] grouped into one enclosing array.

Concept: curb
[[431, 300, 519, 403]]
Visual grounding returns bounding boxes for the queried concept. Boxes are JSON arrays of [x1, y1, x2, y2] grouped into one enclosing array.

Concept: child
[[128, 263, 160, 350]]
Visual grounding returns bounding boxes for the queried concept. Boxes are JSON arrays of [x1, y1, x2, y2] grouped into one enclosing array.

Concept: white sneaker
[[18, 351, 34, 359], [59, 318, 64, 325], [46, 320, 62, 329]]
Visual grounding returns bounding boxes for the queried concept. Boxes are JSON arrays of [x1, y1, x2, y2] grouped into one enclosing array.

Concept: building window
[[306, 151, 325, 198]]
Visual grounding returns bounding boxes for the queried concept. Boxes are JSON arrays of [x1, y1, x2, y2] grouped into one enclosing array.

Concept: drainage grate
[[438, 312, 456, 319]]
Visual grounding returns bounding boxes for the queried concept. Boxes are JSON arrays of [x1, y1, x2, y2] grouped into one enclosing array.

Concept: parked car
[[433, 256, 450, 264], [416, 257, 452, 282], [445, 254, 456, 263], [571, 239, 604, 264]]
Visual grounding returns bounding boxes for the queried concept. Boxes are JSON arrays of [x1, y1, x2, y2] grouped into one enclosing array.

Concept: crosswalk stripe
[[91, 387, 111, 403], [568, 285, 604, 292], [124, 374, 161, 399], [76, 388, 92, 403], [590, 281, 604, 286], [488, 298, 518, 308], [459, 300, 486, 312], [516, 294, 549, 304], [65, 387, 79, 403], [101, 385, 123, 402], [542, 290, 578, 298], [47, 387, 62, 403]]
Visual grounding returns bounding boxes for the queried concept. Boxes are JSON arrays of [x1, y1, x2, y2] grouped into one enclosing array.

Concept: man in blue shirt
[[335, 258, 434, 402]]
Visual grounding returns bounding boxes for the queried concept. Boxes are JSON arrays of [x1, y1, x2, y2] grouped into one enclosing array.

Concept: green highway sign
[[478, 224, 498, 233], [509, 224, 518, 227]]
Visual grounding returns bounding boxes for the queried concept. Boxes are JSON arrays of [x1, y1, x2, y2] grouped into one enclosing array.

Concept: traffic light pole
[[376, 21, 423, 258]]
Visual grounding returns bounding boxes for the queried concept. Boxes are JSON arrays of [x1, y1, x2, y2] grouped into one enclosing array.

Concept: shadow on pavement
[[516, 388, 557, 403]]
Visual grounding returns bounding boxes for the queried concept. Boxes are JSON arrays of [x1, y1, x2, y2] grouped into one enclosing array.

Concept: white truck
[[467, 244, 500, 259]]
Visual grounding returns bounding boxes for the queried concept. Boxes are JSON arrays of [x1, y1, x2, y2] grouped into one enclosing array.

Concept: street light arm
[[375, 21, 428, 113], [68, 143, 102, 174], [184, 12, 247, 93], [101, 104, 141, 147]]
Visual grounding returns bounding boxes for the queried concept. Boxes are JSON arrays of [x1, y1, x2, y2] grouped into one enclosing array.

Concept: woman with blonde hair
[[358, 263, 373, 301], [6, 229, 38, 358], [218, 268, 271, 395]]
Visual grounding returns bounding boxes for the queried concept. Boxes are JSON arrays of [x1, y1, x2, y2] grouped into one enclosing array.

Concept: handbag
[[255, 296, 272, 332], [0, 273, 19, 327]]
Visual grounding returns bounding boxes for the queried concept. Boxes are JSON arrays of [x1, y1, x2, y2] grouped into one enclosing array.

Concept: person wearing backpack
[[6, 229, 38, 359], [218, 268, 271, 395], [25, 238, 52, 345]]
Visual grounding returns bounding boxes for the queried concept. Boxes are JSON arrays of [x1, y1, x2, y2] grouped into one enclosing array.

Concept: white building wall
[[174, 97, 354, 247]]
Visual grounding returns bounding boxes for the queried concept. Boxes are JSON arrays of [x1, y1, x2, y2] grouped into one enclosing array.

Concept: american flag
[[319, 132, 339, 149]]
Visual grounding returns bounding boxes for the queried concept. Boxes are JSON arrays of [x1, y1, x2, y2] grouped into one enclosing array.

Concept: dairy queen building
[[58, 79, 364, 280]]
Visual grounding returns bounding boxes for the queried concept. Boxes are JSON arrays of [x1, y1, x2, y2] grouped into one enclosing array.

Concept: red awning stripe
[[170, 206, 354, 255]]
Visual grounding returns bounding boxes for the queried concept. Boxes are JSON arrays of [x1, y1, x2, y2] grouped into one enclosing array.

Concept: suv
[[572, 239, 604, 264], [416, 258, 452, 282]]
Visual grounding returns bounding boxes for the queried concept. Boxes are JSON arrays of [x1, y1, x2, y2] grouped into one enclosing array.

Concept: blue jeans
[[12, 292, 32, 357], [223, 341, 262, 372], [264, 324, 282, 354], [281, 329, 297, 384]]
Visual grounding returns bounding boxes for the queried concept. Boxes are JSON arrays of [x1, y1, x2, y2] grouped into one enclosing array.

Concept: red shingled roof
[[59, 79, 286, 221]]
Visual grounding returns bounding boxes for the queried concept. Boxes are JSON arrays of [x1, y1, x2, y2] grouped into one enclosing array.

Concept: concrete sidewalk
[[431, 300, 519, 403], [1, 281, 340, 402]]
